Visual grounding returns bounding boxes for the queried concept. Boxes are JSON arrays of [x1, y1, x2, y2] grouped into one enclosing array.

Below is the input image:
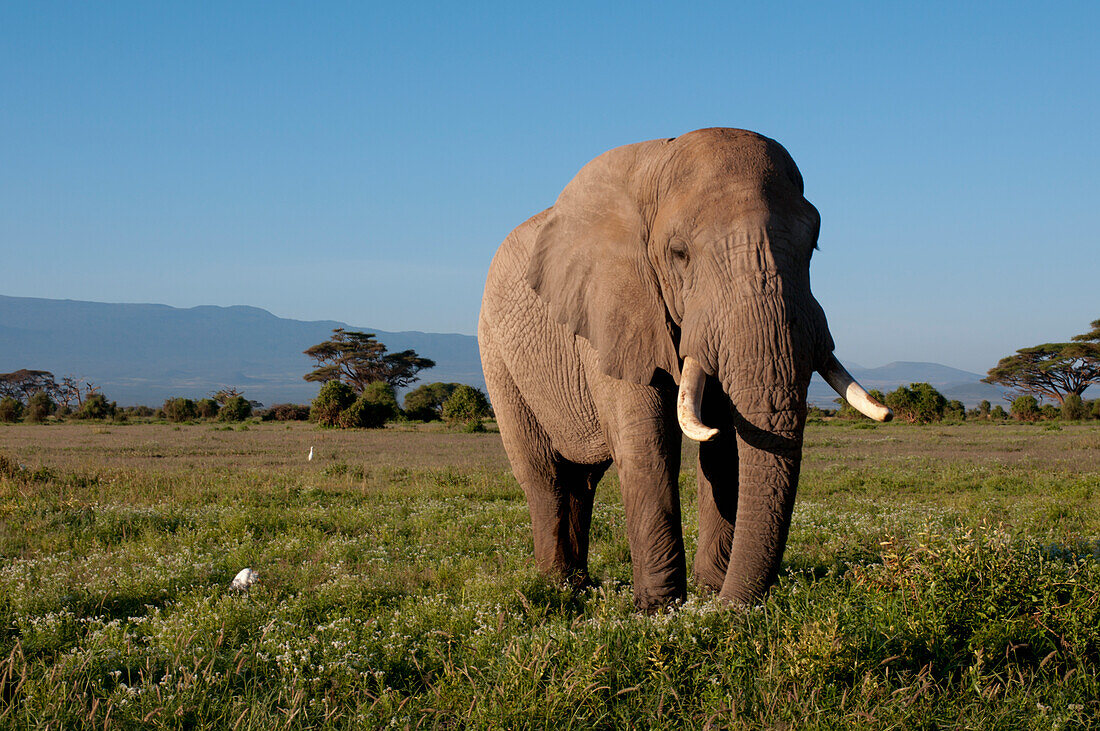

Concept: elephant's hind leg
[[483, 348, 607, 585], [539, 460, 608, 586]]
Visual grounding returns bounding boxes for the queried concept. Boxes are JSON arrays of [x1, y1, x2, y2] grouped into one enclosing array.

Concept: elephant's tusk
[[677, 357, 719, 441], [819, 354, 893, 422]]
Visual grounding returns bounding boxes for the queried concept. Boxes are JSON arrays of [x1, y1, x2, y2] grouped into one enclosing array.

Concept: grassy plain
[[1, 419, 1099, 729]]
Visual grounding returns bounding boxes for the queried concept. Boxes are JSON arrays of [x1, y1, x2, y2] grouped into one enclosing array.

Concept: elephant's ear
[[525, 144, 680, 385]]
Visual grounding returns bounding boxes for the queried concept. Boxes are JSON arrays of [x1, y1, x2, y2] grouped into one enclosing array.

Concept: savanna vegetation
[[983, 318, 1100, 404], [301, 330, 491, 431], [2, 419, 1099, 728], [827, 381, 1100, 425]]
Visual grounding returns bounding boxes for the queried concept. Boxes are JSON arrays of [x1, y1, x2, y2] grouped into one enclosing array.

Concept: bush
[[1092, 399, 1100, 420], [1010, 395, 1040, 421], [262, 403, 311, 421], [1061, 394, 1086, 420], [76, 394, 116, 420], [25, 391, 54, 423], [990, 404, 1008, 419], [944, 400, 966, 421], [978, 400, 991, 417], [403, 382, 461, 421], [126, 405, 155, 418], [196, 398, 220, 419], [217, 396, 252, 422], [442, 385, 491, 429], [884, 383, 946, 423], [162, 397, 197, 423], [0, 397, 22, 423], [832, 398, 860, 420], [832, 389, 885, 420], [338, 382, 399, 429], [311, 380, 357, 427]]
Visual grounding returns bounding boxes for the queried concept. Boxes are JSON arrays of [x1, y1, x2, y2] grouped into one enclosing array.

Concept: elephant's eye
[[669, 240, 690, 265]]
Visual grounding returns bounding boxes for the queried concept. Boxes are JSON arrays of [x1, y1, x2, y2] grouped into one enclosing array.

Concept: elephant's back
[[479, 209, 610, 464]]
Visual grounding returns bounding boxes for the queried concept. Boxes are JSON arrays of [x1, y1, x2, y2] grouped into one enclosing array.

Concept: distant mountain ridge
[[2, 294, 1014, 407], [807, 361, 1012, 409], [0, 295, 483, 406]]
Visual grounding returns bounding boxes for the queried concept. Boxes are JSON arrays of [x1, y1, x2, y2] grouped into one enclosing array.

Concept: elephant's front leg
[[600, 380, 687, 612]]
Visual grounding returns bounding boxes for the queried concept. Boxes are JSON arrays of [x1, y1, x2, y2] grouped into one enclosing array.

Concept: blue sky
[[1, 2, 1097, 373]]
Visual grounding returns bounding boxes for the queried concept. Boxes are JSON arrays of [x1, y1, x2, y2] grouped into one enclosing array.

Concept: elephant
[[478, 128, 891, 612]]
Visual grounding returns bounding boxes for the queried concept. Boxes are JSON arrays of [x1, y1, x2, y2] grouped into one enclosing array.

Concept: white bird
[[230, 567, 257, 591], [308, 446, 314, 461]]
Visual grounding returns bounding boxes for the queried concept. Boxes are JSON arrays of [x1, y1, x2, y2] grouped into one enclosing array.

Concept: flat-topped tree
[[1072, 319, 1100, 343], [983, 318, 1100, 403], [303, 328, 435, 392], [0, 369, 58, 401]]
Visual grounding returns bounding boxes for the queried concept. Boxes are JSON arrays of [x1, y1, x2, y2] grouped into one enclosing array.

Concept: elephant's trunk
[[719, 392, 805, 604], [675, 282, 888, 604]]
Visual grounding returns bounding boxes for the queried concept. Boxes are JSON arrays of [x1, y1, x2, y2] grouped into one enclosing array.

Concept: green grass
[[1, 420, 1099, 728]]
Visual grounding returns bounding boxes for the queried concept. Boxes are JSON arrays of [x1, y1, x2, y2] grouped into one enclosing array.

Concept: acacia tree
[[0, 370, 59, 402], [982, 318, 1100, 404], [1073, 319, 1100, 344], [303, 329, 435, 392], [57, 377, 101, 409]]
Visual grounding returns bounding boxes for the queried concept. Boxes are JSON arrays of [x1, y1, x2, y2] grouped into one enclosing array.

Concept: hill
[[0, 295, 483, 406], [2, 294, 1027, 408], [807, 361, 1011, 409]]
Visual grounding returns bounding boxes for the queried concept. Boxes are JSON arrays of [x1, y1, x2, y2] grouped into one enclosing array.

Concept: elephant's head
[[527, 128, 890, 604]]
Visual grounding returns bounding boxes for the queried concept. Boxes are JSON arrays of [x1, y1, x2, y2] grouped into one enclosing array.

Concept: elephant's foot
[[692, 536, 732, 594], [632, 584, 686, 614], [691, 565, 725, 595], [539, 561, 592, 590]]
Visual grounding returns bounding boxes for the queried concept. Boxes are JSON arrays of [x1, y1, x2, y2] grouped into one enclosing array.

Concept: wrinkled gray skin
[[479, 128, 837, 611]]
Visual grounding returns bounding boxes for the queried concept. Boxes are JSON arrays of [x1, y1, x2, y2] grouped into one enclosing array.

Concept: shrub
[[1091, 399, 1100, 420], [978, 399, 991, 417], [403, 382, 461, 421], [217, 396, 252, 422], [126, 405, 155, 418], [944, 399, 966, 421], [338, 382, 399, 429], [0, 397, 22, 423], [76, 393, 116, 420], [884, 383, 946, 423], [25, 391, 54, 423], [990, 405, 1008, 419], [442, 385, 491, 429], [196, 398, 220, 419], [338, 399, 381, 428], [262, 403, 311, 421], [1010, 395, 1040, 421], [1061, 394, 1086, 420], [311, 380, 357, 427], [162, 397, 197, 423]]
